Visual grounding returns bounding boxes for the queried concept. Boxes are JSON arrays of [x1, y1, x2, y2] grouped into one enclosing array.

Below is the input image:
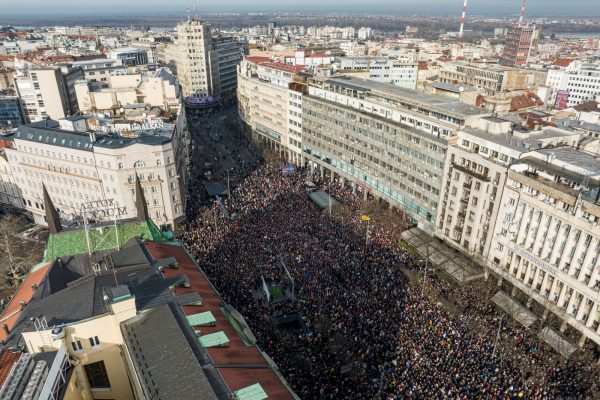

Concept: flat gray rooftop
[[463, 127, 575, 152], [326, 76, 484, 118]]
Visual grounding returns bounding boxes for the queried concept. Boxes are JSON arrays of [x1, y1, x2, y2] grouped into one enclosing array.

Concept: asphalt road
[[185, 105, 262, 205]]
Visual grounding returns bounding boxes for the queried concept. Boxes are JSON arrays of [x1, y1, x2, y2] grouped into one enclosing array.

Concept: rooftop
[[324, 76, 484, 118], [2, 224, 295, 399], [13, 119, 173, 151], [463, 127, 576, 153]]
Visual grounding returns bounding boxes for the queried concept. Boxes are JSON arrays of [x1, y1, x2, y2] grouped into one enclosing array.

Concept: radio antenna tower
[[458, 0, 468, 38], [519, 0, 526, 24]]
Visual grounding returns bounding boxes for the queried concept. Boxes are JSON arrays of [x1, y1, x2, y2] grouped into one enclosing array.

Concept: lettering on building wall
[[511, 245, 557, 277], [80, 199, 127, 220], [100, 121, 164, 134]]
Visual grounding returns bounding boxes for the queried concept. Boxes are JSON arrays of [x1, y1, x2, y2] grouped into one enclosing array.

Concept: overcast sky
[[2, 0, 598, 16]]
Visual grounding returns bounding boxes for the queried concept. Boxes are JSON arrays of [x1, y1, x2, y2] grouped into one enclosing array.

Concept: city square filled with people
[[180, 160, 599, 399]]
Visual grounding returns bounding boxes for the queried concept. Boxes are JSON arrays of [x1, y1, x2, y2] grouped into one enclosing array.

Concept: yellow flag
[[361, 215, 371, 221]]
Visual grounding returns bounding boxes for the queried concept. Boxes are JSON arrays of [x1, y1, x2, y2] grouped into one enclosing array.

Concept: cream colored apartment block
[[489, 148, 600, 347]]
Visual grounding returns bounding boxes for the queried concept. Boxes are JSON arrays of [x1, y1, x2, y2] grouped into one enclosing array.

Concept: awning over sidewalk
[[491, 291, 538, 328], [538, 327, 578, 358], [401, 227, 484, 284]]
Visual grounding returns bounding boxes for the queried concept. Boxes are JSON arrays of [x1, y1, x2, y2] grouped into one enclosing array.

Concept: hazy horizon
[[2, 0, 599, 17]]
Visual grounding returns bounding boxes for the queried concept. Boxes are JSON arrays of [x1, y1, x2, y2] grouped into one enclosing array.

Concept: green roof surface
[[234, 383, 268, 400], [186, 311, 216, 327], [199, 331, 229, 348], [44, 219, 167, 261]]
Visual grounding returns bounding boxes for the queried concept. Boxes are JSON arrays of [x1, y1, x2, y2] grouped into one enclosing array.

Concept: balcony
[[452, 162, 490, 182], [463, 181, 473, 189]]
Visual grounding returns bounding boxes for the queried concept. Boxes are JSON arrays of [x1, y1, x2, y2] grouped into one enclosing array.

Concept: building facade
[[0, 95, 24, 129], [500, 23, 540, 67], [4, 111, 188, 229], [13, 65, 83, 122], [436, 119, 580, 264], [174, 19, 220, 99], [489, 148, 600, 347], [238, 60, 304, 164], [301, 76, 486, 230], [337, 57, 418, 90]]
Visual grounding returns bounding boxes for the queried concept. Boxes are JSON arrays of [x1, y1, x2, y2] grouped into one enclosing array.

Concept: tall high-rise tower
[[174, 18, 220, 98], [500, 0, 540, 66]]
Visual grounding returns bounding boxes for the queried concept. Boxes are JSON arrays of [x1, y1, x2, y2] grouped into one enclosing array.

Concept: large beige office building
[[3, 111, 188, 230], [486, 148, 600, 349], [436, 119, 580, 265]]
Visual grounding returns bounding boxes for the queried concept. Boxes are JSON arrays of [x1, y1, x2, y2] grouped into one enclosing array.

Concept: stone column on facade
[[526, 297, 533, 308], [560, 320, 568, 333], [511, 286, 517, 297], [576, 297, 588, 321], [320, 167, 324, 179], [586, 302, 598, 328], [363, 190, 368, 202], [542, 309, 550, 321], [557, 284, 568, 308], [352, 182, 357, 195], [578, 334, 587, 348]]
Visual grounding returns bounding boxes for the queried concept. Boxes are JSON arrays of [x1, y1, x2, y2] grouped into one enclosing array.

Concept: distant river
[[552, 32, 600, 38]]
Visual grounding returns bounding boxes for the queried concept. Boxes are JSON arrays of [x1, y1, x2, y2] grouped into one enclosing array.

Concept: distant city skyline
[[2, 0, 599, 17]]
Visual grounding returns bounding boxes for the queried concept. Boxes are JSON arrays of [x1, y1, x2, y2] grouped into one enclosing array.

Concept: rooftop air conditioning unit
[[50, 326, 65, 340]]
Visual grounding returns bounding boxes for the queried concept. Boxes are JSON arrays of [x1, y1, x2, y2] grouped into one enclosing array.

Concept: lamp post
[[361, 215, 371, 246]]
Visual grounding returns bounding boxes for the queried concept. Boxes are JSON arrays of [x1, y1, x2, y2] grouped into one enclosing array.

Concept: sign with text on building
[[80, 199, 127, 221], [100, 120, 164, 134], [510, 244, 557, 277]]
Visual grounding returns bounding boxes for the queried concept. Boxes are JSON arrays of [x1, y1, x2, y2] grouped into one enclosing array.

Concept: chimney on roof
[[2, 323, 9, 335], [134, 174, 149, 222], [43, 184, 62, 234]]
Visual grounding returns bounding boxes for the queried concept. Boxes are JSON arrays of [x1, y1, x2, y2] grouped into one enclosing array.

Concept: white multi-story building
[[0, 149, 22, 210], [175, 18, 219, 98], [545, 62, 600, 109], [174, 19, 241, 102], [238, 59, 305, 165], [489, 147, 600, 347], [337, 57, 418, 89], [14, 64, 83, 122], [74, 68, 179, 114], [3, 110, 189, 229], [436, 118, 580, 264], [357, 27, 373, 41]]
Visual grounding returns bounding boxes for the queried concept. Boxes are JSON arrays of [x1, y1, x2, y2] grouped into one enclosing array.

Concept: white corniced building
[[489, 147, 600, 347], [3, 111, 188, 229], [436, 119, 580, 264]]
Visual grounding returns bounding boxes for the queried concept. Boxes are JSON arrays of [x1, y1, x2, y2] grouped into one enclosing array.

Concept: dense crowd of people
[[180, 162, 597, 399]]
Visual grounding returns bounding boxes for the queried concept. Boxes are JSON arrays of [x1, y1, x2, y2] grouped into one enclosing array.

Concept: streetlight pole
[[492, 315, 504, 358], [422, 246, 429, 298], [328, 181, 332, 216], [227, 168, 231, 199]]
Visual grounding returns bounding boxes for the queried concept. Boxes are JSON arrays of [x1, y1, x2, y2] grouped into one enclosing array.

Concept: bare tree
[[0, 216, 44, 293]]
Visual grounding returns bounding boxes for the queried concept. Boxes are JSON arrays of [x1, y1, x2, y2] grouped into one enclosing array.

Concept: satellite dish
[[142, 112, 147, 118], [459, 86, 465, 93]]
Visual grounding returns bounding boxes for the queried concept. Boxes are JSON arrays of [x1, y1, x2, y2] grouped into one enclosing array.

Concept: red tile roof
[[0, 350, 21, 388], [246, 56, 272, 64], [552, 58, 575, 67], [260, 62, 304, 74], [510, 92, 543, 112], [0, 263, 51, 343], [145, 242, 294, 400], [574, 100, 600, 113], [305, 53, 327, 58]]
